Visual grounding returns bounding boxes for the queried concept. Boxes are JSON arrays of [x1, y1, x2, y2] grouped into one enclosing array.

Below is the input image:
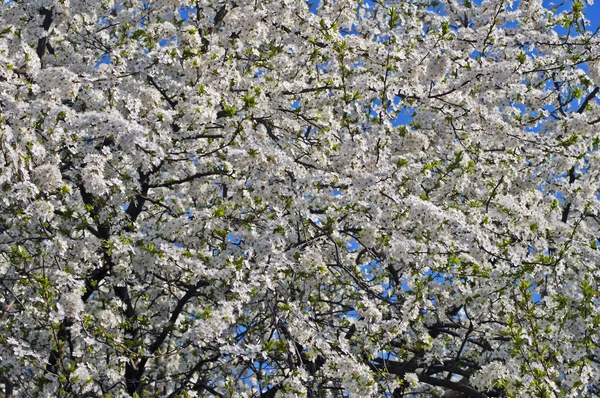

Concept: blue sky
[[563, 0, 600, 26], [585, 1, 600, 25]]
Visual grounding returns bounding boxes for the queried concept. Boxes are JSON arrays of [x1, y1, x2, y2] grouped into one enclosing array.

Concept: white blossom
[[0, 0, 599, 397], [31, 164, 63, 192]]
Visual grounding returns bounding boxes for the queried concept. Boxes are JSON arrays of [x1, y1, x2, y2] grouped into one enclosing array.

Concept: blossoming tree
[[1, 0, 600, 396]]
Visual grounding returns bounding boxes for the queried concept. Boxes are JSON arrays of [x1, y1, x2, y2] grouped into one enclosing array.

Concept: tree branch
[[147, 75, 178, 109], [577, 86, 599, 114], [148, 169, 231, 188], [36, 8, 53, 62], [128, 279, 209, 395]]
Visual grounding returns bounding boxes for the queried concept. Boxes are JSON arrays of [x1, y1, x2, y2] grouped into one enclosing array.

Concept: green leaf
[[131, 30, 145, 40]]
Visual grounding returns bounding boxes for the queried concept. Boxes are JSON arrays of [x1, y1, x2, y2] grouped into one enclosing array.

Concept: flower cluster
[[0, 0, 599, 397]]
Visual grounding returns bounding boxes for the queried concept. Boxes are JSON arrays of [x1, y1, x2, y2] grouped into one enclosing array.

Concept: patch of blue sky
[[343, 307, 360, 322], [303, 191, 314, 201], [505, 100, 527, 114], [368, 97, 414, 126], [253, 359, 278, 377], [469, 49, 482, 62], [94, 53, 111, 68], [378, 350, 402, 364], [425, 269, 454, 284], [500, 19, 520, 29], [524, 47, 541, 59], [360, 260, 377, 274], [235, 324, 247, 340], [339, 25, 361, 37], [393, 108, 413, 126], [179, 5, 195, 21], [352, 61, 365, 70], [97, 15, 111, 28], [382, 285, 402, 301], [316, 61, 331, 74], [159, 37, 174, 47], [541, 103, 560, 118], [227, 232, 243, 247], [524, 278, 544, 303], [369, 98, 382, 119], [586, 3, 600, 28], [400, 276, 411, 292], [346, 238, 359, 252]]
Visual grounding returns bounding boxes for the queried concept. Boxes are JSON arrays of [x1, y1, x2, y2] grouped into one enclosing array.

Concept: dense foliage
[[1, 0, 600, 397]]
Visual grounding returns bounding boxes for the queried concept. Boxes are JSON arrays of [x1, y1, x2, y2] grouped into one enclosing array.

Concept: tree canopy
[[1, 0, 600, 397]]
